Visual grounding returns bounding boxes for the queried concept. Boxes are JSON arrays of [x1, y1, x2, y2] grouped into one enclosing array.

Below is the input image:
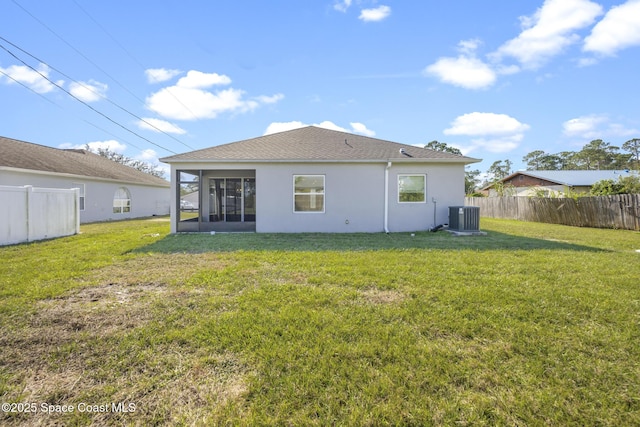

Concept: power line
[[0, 34, 194, 151], [0, 67, 147, 152], [70, 0, 147, 70], [80, 119, 147, 153], [69, 0, 205, 124], [0, 67, 60, 108], [10, 0, 147, 105], [0, 42, 178, 154], [8, 0, 195, 150]]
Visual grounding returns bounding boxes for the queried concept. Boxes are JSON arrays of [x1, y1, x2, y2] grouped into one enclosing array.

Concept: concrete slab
[[446, 230, 487, 236]]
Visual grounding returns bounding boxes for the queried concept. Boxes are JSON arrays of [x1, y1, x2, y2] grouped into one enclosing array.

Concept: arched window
[[113, 187, 131, 213]]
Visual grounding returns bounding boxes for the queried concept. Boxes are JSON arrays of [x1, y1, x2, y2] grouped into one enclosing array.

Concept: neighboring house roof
[[0, 135, 169, 187], [161, 126, 481, 164], [484, 169, 638, 190]]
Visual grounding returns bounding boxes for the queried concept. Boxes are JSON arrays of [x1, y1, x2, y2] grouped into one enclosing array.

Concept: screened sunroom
[[176, 169, 256, 232]]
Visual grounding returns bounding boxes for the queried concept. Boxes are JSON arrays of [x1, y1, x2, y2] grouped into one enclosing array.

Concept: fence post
[[24, 185, 33, 242], [73, 187, 81, 234]]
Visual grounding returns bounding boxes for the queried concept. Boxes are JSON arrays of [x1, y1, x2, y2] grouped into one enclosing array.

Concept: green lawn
[[1, 217, 639, 426]]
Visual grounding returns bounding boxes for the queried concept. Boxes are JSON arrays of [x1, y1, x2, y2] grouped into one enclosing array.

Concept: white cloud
[[577, 57, 599, 67], [134, 148, 170, 177], [264, 121, 307, 135], [359, 5, 391, 22], [492, 0, 603, 69], [136, 148, 159, 161], [59, 139, 127, 153], [495, 64, 521, 75], [350, 122, 375, 137], [445, 112, 530, 136], [583, 0, 640, 56], [562, 114, 607, 137], [68, 79, 108, 102], [334, 0, 352, 12], [458, 38, 482, 55], [147, 87, 248, 120], [145, 69, 282, 121], [145, 68, 182, 84], [315, 120, 351, 132], [137, 118, 187, 134], [175, 70, 232, 89], [264, 120, 375, 136], [425, 0, 621, 89], [444, 112, 530, 153], [254, 93, 285, 104], [85, 139, 127, 152], [464, 136, 524, 153], [0, 63, 61, 94], [563, 114, 639, 139], [424, 56, 496, 90]]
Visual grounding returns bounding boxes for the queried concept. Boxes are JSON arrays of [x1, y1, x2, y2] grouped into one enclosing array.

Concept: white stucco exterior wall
[[387, 163, 466, 232], [257, 162, 385, 233], [0, 168, 169, 223], [168, 161, 467, 233]]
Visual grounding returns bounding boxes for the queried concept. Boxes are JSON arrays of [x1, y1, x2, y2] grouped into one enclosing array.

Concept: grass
[[1, 217, 639, 425]]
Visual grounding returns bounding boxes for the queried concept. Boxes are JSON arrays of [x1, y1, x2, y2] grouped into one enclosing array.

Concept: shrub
[[591, 175, 640, 195]]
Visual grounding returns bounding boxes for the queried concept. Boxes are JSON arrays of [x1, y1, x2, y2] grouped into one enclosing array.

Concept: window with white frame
[[293, 175, 325, 212], [113, 187, 131, 213], [398, 174, 426, 203], [72, 182, 85, 211]]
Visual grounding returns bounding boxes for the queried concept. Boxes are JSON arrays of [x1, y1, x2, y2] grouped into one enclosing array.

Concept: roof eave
[[161, 157, 481, 164], [0, 166, 170, 187]]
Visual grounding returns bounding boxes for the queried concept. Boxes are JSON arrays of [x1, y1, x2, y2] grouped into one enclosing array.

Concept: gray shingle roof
[[508, 170, 638, 186], [0, 135, 169, 187], [161, 126, 481, 163]]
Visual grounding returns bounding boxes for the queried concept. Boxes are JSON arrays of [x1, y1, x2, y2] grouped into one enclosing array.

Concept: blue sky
[[1, 0, 639, 175]]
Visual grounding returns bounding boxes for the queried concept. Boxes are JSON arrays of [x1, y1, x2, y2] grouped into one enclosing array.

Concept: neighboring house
[[160, 126, 480, 233], [483, 170, 639, 197], [0, 136, 170, 223]]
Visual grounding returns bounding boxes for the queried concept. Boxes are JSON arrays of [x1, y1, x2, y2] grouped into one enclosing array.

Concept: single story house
[[160, 126, 480, 233], [0, 135, 170, 223], [482, 170, 638, 197]]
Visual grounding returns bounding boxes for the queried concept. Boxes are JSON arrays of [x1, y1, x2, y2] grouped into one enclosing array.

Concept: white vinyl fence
[[0, 185, 80, 246]]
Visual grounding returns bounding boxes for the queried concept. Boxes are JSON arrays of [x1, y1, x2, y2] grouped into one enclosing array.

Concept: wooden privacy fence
[[465, 194, 640, 230]]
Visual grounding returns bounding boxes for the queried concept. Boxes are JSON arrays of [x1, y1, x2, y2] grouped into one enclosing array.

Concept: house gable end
[[505, 174, 563, 188]]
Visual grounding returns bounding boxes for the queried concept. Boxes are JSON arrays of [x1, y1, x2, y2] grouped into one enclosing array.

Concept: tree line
[[86, 146, 166, 179], [491, 138, 640, 179], [425, 138, 640, 196]]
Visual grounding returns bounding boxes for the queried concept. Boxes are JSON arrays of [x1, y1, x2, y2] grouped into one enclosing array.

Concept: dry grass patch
[[0, 252, 252, 426], [3, 342, 251, 426], [88, 348, 251, 426], [88, 252, 231, 288], [39, 282, 166, 333], [0, 281, 165, 375], [358, 287, 406, 305]]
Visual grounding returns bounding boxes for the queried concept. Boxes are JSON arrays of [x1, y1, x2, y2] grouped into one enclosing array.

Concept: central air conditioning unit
[[448, 206, 480, 232]]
